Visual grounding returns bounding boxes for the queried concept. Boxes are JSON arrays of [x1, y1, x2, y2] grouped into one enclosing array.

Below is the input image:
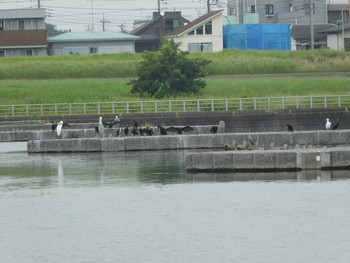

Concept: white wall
[[326, 30, 350, 51], [171, 14, 223, 52], [50, 40, 136, 55]]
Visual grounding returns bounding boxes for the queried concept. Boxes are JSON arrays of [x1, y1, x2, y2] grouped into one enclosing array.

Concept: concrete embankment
[[27, 130, 350, 153], [185, 147, 350, 172]]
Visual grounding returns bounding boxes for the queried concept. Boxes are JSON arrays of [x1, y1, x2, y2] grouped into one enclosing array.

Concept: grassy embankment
[[0, 50, 350, 105]]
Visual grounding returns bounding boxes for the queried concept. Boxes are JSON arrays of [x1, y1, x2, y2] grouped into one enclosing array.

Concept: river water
[[1, 142, 350, 263]]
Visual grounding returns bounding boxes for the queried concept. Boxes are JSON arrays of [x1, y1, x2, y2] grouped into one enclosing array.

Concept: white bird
[[56, 121, 63, 136], [95, 116, 105, 136], [325, 118, 331, 130]]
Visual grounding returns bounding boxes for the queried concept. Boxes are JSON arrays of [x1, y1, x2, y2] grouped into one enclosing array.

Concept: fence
[[1, 95, 349, 117]]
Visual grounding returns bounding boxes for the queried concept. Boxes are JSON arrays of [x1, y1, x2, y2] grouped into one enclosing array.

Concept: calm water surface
[[1, 142, 350, 263]]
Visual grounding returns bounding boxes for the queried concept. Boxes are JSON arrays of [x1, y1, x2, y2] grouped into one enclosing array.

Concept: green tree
[[45, 23, 68, 37], [129, 40, 211, 98]]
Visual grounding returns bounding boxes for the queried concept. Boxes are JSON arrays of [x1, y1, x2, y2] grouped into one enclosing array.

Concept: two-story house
[[0, 8, 47, 57], [130, 11, 189, 52]]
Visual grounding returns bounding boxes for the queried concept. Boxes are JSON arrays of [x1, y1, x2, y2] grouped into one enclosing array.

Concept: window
[[265, 4, 274, 15], [250, 5, 256, 13], [0, 50, 5, 57], [166, 19, 180, 34], [0, 21, 4, 31], [188, 30, 194, 35], [90, 47, 98, 54], [205, 21, 212, 35], [196, 25, 203, 35], [188, 42, 213, 52], [19, 49, 33, 56], [19, 20, 25, 30]]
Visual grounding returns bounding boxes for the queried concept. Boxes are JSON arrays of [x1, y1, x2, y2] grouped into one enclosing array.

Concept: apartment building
[[0, 8, 47, 57], [227, 0, 327, 25]]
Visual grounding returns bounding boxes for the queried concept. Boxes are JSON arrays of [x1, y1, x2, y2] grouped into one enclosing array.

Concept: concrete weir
[[186, 148, 350, 173]]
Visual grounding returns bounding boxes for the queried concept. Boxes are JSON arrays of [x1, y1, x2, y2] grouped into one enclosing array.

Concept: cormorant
[[287, 124, 294, 132], [158, 125, 167, 135], [332, 118, 339, 130], [166, 125, 194, 134], [209, 126, 218, 134], [124, 125, 129, 136], [103, 115, 120, 128]]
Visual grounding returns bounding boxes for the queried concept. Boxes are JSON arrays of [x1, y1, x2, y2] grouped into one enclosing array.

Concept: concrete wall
[[186, 147, 350, 172], [27, 129, 350, 153]]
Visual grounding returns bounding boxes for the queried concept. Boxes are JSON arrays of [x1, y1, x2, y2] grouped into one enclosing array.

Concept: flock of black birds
[[51, 115, 224, 137], [286, 118, 340, 132]]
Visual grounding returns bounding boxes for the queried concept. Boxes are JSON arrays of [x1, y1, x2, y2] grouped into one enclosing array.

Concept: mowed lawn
[[0, 76, 349, 105]]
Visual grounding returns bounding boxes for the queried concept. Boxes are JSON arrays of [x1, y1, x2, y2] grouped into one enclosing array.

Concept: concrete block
[[185, 154, 194, 170], [213, 152, 234, 169], [275, 133, 293, 146], [292, 132, 318, 146], [193, 153, 214, 170], [254, 152, 277, 169], [59, 139, 74, 152], [331, 150, 350, 167], [86, 138, 102, 151], [232, 152, 254, 169], [45, 140, 60, 153], [320, 152, 330, 168], [101, 138, 125, 152], [276, 152, 296, 169], [14, 131, 34, 141]]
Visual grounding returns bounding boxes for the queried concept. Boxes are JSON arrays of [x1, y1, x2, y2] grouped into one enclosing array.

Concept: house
[[48, 31, 139, 55], [0, 8, 47, 57], [130, 11, 189, 52], [226, 0, 327, 25], [319, 25, 350, 51], [167, 10, 224, 52], [291, 24, 337, 50]]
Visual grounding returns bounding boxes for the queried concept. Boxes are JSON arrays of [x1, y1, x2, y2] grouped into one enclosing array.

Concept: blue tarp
[[223, 24, 291, 51]]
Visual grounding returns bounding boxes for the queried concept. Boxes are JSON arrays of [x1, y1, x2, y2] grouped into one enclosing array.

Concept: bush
[[128, 40, 211, 98]]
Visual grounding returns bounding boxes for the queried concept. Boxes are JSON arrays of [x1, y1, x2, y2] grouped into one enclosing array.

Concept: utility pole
[[100, 13, 111, 31], [207, 0, 218, 12], [309, 0, 315, 50], [342, 9, 345, 50], [87, 0, 95, 31], [38, 0, 41, 8]]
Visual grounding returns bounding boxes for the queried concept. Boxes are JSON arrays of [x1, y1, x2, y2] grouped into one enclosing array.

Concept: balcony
[[0, 30, 47, 46]]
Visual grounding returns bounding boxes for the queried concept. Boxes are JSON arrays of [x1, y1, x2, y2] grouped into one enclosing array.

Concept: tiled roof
[[167, 9, 224, 37], [48, 31, 139, 43]]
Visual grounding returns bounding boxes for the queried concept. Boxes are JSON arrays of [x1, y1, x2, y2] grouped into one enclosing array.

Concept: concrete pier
[[27, 130, 350, 153], [185, 147, 350, 172]]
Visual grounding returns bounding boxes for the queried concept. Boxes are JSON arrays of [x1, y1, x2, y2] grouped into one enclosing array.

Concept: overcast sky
[[0, 0, 216, 32], [0, 0, 347, 32]]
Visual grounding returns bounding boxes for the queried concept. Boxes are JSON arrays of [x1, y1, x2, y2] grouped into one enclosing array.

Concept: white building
[[48, 31, 139, 55], [167, 10, 224, 52]]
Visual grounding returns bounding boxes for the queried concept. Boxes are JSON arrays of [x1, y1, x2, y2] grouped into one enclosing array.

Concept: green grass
[[0, 77, 349, 105], [1, 50, 350, 79]]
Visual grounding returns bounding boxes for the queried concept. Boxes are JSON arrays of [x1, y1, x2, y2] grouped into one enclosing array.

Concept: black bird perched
[[133, 120, 139, 128], [158, 125, 167, 135], [287, 124, 294, 132], [166, 125, 195, 134], [124, 125, 129, 136], [209, 126, 218, 134], [103, 115, 120, 128], [139, 127, 145, 136], [131, 125, 139, 136], [51, 121, 58, 131], [144, 127, 154, 136], [332, 118, 339, 130]]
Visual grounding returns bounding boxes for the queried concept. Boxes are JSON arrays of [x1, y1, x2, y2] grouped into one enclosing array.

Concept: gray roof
[[291, 24, 337, 40], [318, 24, 350, 34], [48, 31, 139, 43]]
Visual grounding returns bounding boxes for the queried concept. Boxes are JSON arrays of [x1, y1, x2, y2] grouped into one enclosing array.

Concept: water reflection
[[1, 149, 350, 192]]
